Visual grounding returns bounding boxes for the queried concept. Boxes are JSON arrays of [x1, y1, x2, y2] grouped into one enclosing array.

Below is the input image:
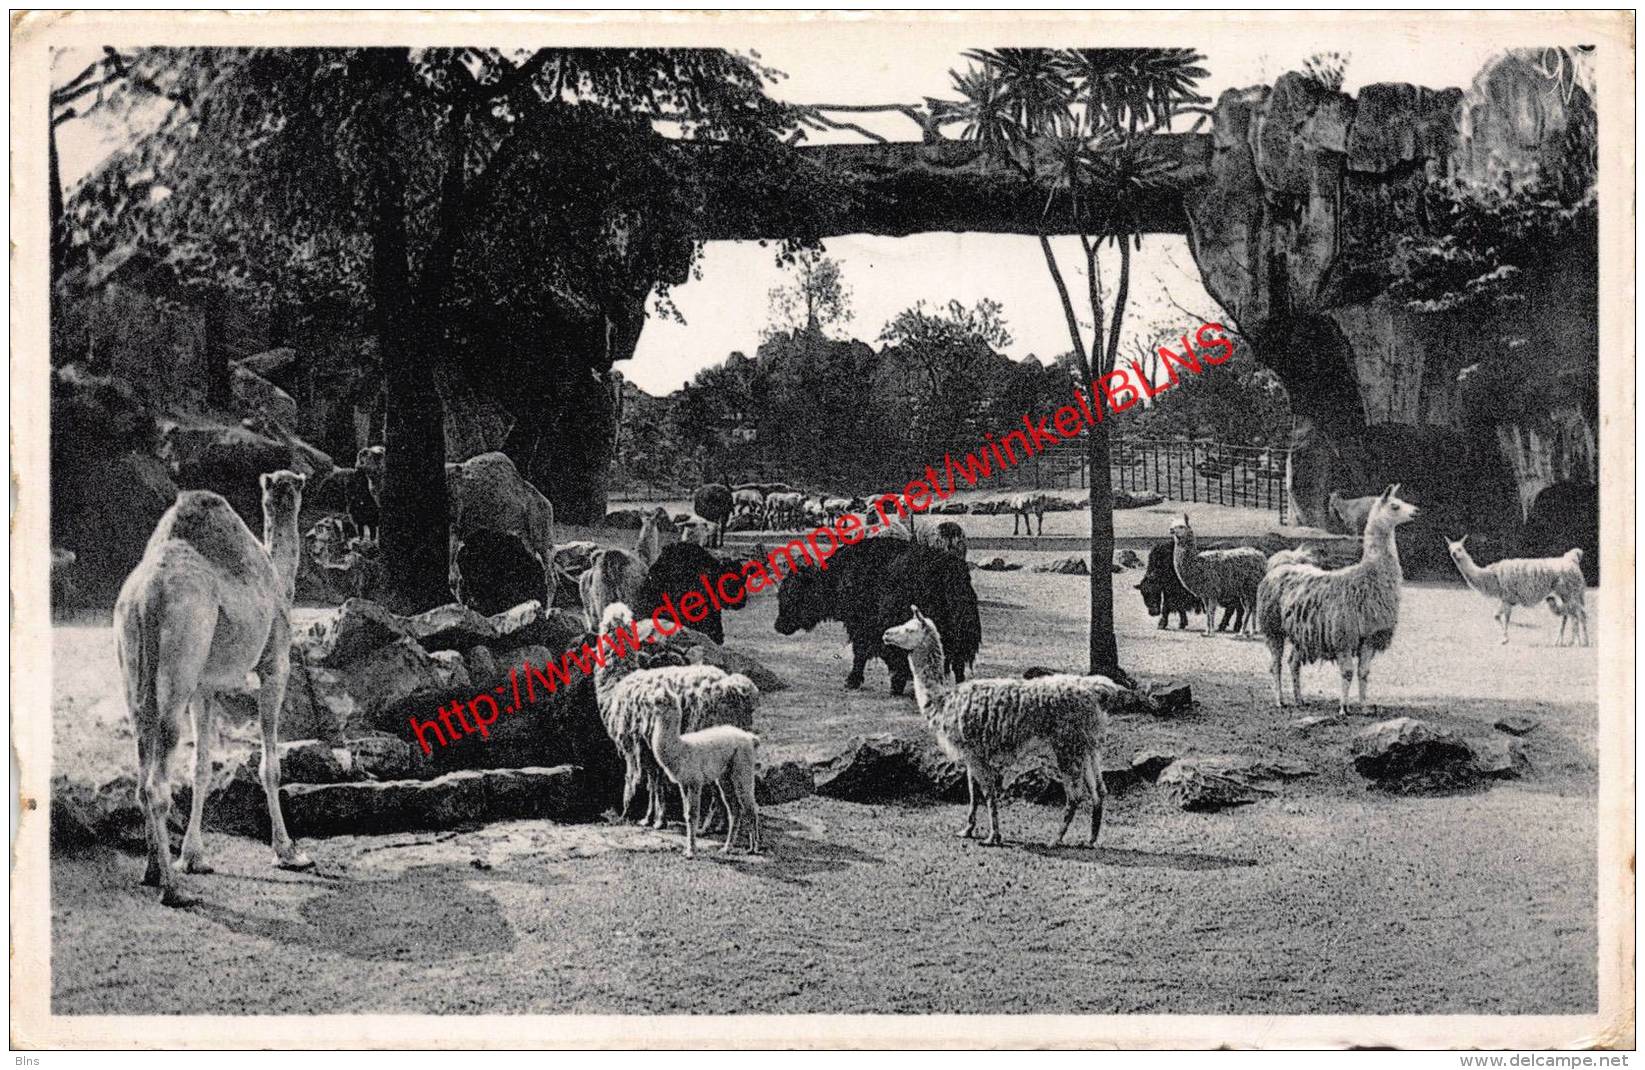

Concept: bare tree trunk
[[1087, 420, 1119, 676], [371, 63, 451, 613]]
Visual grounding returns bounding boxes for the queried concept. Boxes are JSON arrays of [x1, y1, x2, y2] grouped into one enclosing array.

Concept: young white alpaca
[[592, 603, 758, 830], [882, 607, 1122, 848], [1170, 514, 1267, 637], [1257, 484, 1418, 713], [647, 691, 762, 858], [1445, 538, 1589, 647]]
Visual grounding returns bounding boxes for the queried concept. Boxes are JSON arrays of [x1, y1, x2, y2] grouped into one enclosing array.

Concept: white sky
[[52, 37, 1512, 395]]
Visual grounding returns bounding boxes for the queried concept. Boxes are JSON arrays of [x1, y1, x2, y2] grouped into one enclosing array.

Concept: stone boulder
[[975, 557, 1021, 572], [230, 364, 298, 428], [281, 765, 592, 837], [1113, 491, 1165, 510], [1031, 557, 1089, 575], [163, 421, 334, 528], [1130, 748, 1179, 783], [812, 735, 930, 802], [755, 761, 816, 806], [335, 637, 453, 735], [347, 735, 422, 781], [604, 508, 647, 529], [455, 531, 549, 616], [1351, 717, 1481, 793], [1117, 549, 1144, 569], [1157, 758, 1270, 812], [1472, 735, 1532, 780]]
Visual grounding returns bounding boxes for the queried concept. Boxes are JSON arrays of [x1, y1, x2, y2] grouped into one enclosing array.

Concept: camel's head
[[1369, 484, 1419, 530], [883, 605, 937, 652], [1169, 513, 1193, 542], [261, 470, 306, 518]]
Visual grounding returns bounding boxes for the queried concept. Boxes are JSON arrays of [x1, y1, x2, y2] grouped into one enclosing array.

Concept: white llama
[[882, 606, 1122, 848], [1257, 484, 1418, 713], [1445, 537, 1589, 647]]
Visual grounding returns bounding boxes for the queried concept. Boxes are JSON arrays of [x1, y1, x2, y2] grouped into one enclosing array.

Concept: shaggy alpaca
[[592, 603, 759, 829], [1266, 546, 1323, 571], [1011, 492, 1049, 536], [1169, 514, 1266, 637], [647, 691, 761, 858], [115, 471, 312, 907], [1445, 537, 1589, 647], [1258, 484, 1418, 712], [579, 511, 667, 630], [883, 607, 1120, 847]]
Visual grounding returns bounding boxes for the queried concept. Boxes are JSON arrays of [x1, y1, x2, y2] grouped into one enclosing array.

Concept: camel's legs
[[257, 635, 312, 870], [180, 690, 215, 874], [139, 733, 195, 908]]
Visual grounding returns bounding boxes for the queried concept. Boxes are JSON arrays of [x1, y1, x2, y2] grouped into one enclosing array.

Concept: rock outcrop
[[1184, 52, 1597, 577]]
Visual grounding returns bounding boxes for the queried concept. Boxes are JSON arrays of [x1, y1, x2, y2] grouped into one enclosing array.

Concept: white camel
[[115, 470, 314, 907]]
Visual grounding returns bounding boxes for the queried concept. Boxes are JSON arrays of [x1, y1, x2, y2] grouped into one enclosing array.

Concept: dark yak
[[637, 541, 745, 645], [775, 539, 981, 694]]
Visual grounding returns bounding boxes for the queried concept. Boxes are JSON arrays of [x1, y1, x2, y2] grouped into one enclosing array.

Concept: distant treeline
[[615, 323, 1291, 494]]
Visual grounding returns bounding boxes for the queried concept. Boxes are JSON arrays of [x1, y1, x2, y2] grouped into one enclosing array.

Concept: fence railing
[[611, 437, 1291, 523]]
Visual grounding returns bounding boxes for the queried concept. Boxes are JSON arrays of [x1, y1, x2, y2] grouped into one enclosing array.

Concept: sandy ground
[[49, 564, 1599, 1016]]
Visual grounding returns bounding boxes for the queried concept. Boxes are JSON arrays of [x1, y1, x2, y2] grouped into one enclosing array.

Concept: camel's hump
[[147, 490, 266, 573]]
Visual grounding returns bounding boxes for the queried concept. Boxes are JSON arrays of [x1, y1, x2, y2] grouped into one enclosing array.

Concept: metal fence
[[612, 437, 1291, 522]]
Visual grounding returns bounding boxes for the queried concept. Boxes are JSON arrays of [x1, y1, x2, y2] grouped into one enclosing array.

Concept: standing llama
[[1257, 484, 1419, 712], [882, 607, 1123, 848], [115, 471, 312, 907], [592, 603, 759, 831], [1445, 537, 1589, 647], [1011, 492, 1049, 537], [579, 508, 668, 630], [648, 691, 762, 858], [1169, 514, 1266, 637]]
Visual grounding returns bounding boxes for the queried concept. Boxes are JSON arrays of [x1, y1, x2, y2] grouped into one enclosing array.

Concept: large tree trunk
[[371, 76, 450, 613], [1086, 422, 1119, 676]]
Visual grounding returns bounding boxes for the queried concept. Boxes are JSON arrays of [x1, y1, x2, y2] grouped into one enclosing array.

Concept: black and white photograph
[[9, 9, 1634, 1050]]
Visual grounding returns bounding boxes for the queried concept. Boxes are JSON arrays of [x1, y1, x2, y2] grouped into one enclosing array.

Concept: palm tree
[[951, 47, 1206, 677]]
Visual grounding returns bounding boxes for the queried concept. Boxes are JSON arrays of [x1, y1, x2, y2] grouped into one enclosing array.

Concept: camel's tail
[[118, 590, 162, 732]]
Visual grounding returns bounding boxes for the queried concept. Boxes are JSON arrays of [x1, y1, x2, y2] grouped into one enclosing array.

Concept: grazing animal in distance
[[1011, 492, 1049, 536], [883, 606, 1121, 847], [1445, 537, 1588, 647], [592, 603, 759, 833], [764, 491, 805, 531], [1327, 490, 1379, 536], [1258, 484, 1419, 712], [731, 487, 766, 526], [114, 471, 313, 907], [647, 690, 762, 858], [445, 451, 556, 607], [775, 539, 981, 693], [691, 484, 733, 549], [1169, 514, 1266, 637]]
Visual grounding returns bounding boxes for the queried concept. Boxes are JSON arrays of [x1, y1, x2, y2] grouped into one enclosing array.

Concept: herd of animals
[[107, 441, 1594, 902]]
